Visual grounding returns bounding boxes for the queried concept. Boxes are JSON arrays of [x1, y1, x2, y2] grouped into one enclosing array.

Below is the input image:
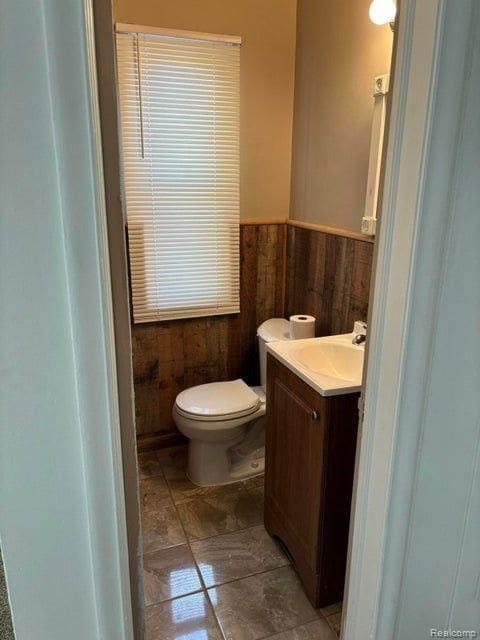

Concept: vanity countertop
[[266, 333, 364, 397]]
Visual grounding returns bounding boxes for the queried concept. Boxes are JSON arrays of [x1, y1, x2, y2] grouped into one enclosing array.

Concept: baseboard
[[136, 431, 187, 452]]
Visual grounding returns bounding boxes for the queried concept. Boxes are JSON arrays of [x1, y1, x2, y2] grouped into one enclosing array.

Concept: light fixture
[[369, 0, 396, 27]]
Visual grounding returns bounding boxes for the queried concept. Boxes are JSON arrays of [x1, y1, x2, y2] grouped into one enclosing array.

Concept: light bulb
[[369, 0, 396, 25]]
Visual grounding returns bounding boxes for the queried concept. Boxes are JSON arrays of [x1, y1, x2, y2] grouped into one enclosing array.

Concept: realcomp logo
[[430, 631, 478, 639]]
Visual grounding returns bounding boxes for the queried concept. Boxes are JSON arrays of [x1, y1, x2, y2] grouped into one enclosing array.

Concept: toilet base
[[187, 430, 265, 487]]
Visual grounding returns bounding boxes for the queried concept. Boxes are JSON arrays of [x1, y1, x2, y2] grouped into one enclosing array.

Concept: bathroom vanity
[[264, 335, 362, 608]]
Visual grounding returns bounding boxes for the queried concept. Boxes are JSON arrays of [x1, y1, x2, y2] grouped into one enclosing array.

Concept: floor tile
[[325, 611, 342, 637], [164, 466, 212, 503], [139, 476, 171, 512], [156, 445, 188, 474], [141, 501, 186, 553], [319, 602, 342, 618], [159, 445, 245, 506], [242, 474, 264, 492], [160, 445, 258, 506], [143, 544, 202, 605], [146, 591, 223, 640], [208, 565, 317, 640], [264, 619, 338, 640], [246, 483, 264, 511], [176, 484, 263, 541], [243, 476, 265, 512], [159, 445, 217, 504], [138, 452, 163, 480], [191, 524, 289, 587]]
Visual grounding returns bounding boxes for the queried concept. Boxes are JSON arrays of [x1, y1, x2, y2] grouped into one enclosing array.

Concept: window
[[115, 25, 241, 322]]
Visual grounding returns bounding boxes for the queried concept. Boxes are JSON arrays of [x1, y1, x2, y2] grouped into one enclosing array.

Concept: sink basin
[[293, 342, 363, 382], [266, 333, 364, 396]]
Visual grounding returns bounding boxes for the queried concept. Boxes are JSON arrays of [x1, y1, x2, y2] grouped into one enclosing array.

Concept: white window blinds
[[115, 26, 241, 323]]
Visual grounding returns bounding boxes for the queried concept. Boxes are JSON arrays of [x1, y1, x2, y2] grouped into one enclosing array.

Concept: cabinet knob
[[311, 410, 319, 420]]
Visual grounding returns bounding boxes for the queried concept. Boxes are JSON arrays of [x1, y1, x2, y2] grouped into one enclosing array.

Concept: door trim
[[343, 0, 478, 637], [83, 0, 137, 636]]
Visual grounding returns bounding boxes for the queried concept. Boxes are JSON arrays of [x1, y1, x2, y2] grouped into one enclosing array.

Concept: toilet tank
[[257, 318, 291, 391]]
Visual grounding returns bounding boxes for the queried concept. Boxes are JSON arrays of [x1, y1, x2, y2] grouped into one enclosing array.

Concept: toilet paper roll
[[289, 315, 316, 340]]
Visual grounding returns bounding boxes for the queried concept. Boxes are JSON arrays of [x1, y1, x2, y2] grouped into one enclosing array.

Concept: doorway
[[90, 2, 480, 638]]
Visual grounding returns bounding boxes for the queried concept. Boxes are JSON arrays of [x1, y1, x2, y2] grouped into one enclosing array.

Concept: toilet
[[172, 318, 291, 486]]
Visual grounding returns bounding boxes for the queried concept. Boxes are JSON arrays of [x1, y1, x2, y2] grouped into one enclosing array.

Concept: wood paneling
[[133, 223, 373, 449], [133, 223, 286, 448], [285, 225, 373, 337]]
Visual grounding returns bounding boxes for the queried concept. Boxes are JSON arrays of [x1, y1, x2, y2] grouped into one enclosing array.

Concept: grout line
[[181, 521, 266, 545], [325, 613, 341, 638], [158, 455, 228, 639], [204, 589, 228, 640], [142, 452, 214, 623], [146, 451, 266, 545], [138, 471, 164, 480], [201, 561, 292, 592], [173, 483, 263, 505], [166, 479, 256, 506], [161, 462, 210, 591], [143, 585, 205, 610]]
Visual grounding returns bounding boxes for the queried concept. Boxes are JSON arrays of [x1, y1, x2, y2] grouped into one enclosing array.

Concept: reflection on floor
[[139, 445, 342, 640]]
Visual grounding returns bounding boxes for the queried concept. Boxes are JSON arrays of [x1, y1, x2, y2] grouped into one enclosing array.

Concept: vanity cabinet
[[264, 353, 359, 608]]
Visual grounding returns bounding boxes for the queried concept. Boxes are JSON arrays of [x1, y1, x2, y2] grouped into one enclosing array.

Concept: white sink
[[293, 342, 363, 382], [266, 333, 364, 396]]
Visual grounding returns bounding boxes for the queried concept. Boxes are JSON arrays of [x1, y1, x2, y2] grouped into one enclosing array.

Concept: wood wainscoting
[[133, 221, 374, 450], [133, 223, 286, 451], [285, 224, 374, 337]]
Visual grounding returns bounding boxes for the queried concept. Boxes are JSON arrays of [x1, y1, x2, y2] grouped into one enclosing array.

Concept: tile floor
[[138, 446, 342, 640]]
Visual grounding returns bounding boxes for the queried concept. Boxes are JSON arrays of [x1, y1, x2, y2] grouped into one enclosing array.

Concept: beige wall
[[114, 0, 297, 221], [290, 0, 393, 232]]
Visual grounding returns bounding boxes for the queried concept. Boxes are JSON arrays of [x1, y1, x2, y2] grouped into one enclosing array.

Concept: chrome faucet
[[352, 321, 367, 345]]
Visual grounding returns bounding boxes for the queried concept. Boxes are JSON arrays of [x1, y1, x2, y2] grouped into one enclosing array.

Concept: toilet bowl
[[173, 381, 266, 486], [172, 318, 291, 486]]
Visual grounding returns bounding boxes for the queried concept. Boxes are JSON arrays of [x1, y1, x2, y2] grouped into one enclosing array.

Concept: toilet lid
[[175, 379, 261, 419]]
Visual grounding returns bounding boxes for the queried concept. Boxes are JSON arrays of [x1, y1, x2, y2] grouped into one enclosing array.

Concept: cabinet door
[[265, 356, 327, 569]]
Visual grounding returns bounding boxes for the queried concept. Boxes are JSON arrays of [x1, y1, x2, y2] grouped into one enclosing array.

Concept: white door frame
[[83, 1, 137, 636], [343, 0, 478, 638], [80, 0, 477, 637], [2, 0, 137, 636]]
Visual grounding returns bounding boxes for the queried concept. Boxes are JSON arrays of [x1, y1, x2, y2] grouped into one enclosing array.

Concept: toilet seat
[[175, 379, 261, 422]]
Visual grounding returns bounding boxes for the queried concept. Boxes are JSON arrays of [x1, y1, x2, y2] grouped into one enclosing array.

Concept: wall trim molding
[[239, 217, 375, 243], [287, 219, 374, 243], [240, 218, 287, 225]]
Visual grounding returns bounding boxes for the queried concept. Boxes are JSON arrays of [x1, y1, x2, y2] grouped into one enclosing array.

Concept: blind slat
[[116, 30, 240, 323]]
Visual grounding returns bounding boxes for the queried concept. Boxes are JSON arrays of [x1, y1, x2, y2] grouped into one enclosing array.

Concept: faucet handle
[[353, 320, 367, 335]]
